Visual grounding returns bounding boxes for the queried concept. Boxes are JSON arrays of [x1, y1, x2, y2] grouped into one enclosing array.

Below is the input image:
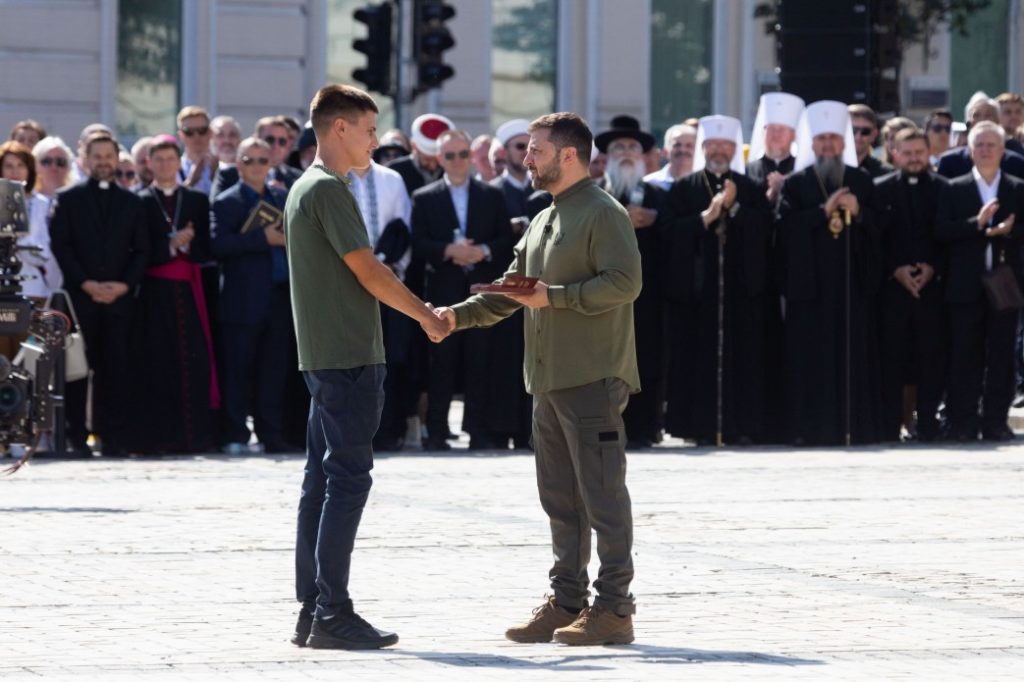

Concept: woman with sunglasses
[[26, 137, 73, 300], [116, 150, 138, 191]]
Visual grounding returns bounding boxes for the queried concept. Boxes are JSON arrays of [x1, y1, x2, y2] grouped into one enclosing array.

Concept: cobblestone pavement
[[1, 437, 1022, 681]]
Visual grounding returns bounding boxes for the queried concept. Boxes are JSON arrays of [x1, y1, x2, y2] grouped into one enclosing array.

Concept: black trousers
[[426, 331, 463, 439], [947, 299, 1017, 433], [220, 286, 292, 445], [65, 293, 133, 448], [878, 281, 945, 440]]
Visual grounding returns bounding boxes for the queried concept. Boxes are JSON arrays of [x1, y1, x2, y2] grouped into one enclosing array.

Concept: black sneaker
[[308, 611, 399, 650], [291, 604, 314, 647]]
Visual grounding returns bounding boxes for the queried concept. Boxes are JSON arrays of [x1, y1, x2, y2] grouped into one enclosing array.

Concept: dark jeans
[[295, 365, 386, 619]]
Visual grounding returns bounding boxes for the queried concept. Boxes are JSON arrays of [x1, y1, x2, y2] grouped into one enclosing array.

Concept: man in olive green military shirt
[[435, 113, 642, 646]]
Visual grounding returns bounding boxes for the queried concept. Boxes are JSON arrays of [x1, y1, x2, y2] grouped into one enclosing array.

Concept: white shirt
[[643, 164, 679, 191], [972, 166, 1001, 270], [19, 193, 63, 298], [501, 169, 530, 191], [179, 156, 214, 194], [348, 162, 412, 279], [444, 174, 470, 237]]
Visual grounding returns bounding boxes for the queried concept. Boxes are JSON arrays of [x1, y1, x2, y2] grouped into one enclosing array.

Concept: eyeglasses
[[929, 124, 952, 134], [264, 136, 290, 148], [852, 126, 875, 137], [443, 150, 471, 161], [241, 156, 270, 166], [181, 126, 210, 137], [608, 140, 643, 154], [40, 157, 68, 168], [115, 169, 136, 179], [512, 142, 528, 151]]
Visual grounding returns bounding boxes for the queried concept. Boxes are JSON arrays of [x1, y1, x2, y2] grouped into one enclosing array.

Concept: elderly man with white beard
[[595, 115, 670, 448], [664, 116, 773, 445], [777, 100, 883, 446], [643, 123, 696, 190]]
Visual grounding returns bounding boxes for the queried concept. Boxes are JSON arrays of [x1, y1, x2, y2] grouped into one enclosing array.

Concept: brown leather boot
[[505, 595, 580, 643], [553, 605, 634, 645]]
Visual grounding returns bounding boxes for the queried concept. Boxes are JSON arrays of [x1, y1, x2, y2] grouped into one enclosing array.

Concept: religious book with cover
[[239, 200, 282, 234], [470, 275, 538, 294]]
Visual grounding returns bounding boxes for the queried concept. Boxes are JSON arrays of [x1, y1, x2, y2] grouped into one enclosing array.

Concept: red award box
[[470, 275, 539, 294]]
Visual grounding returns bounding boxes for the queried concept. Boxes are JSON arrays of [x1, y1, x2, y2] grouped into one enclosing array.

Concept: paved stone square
[[1, 438, 1022, 681]]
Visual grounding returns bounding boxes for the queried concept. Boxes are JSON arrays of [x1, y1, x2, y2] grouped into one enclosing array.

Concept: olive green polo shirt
[[452, 177, 642, 394], [285, 164, 385, 371]]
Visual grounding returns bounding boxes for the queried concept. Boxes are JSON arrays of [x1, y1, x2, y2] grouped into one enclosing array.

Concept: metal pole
[[845, 211, 852, 447], [393, 0, 403, 128]]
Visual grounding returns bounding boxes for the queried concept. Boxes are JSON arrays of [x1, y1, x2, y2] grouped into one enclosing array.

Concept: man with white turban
[[777, 100, 882, 446], [664, 115, 773, 445]]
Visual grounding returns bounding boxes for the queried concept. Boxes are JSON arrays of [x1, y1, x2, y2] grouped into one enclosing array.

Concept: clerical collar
[[96, 180, 111, 190]]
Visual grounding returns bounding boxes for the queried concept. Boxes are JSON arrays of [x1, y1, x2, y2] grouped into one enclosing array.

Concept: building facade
[[2, 0, 1022, 146]]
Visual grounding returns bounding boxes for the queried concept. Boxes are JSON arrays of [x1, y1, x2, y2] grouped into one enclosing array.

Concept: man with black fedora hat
[[595, 115, 669, 448]]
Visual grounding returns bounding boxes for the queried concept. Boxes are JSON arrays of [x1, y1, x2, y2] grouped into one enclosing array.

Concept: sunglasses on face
[[40, 157, 68, 168], [181, 126, 210, 137], [853, 126, 875, 137], [443, 150, 471, 161], [264, 136, 290, 147], [929, 124, 952, 133], [511, 142, 528, 151], [115, 169, 136, 179], [241, 156, 270, 166]]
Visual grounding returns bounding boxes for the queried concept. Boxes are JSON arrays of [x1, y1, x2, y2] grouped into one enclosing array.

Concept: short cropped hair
[[663, 123, 696, 149], [528, 112, 593, 165], [848, 104, 879, 128], [309, 84, 379, 138], [895, 128, 929, 147], [996, 92, 1023, 106], [176, 105, 210, 129], [84, 132, 119, 157], [237, 136, 271, 160], [437, 129, 471, 148], [0, 141, 37, 192], [923, 108, 953, 129], [10, 119, 47, 142], [148, 137, 182, 158], [968, 120, 1005, 148]]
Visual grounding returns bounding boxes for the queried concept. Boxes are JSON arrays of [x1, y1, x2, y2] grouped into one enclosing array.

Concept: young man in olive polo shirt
[[285, 84, 449, 650], [435, 113, 643, 645]]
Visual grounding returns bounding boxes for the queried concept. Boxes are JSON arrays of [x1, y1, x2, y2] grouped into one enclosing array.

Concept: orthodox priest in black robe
[[595, 116, 667, 447], [777, 101, 883, 445], [126, 136, 218, 452], [746, 93, 805, 443], [666, 115, 773, 445]]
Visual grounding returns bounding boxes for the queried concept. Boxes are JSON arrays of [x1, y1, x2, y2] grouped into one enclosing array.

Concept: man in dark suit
[[210, 116, 302, 198], [210, 137, 291, 453], [937, 95, 1024, 179], [935, 121, 1024, 441], [873, 129, 948, 442], [49, 132, 149, 455], [411, 129, 514, 450]]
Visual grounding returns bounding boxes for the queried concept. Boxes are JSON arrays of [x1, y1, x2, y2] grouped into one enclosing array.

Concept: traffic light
[[413, 0, 456, 93], [352, 3, 394, 95]]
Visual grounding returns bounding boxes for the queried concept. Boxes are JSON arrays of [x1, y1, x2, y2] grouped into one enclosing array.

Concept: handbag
[[981, 263, 1024, 312], [15, 290, 89, 381]]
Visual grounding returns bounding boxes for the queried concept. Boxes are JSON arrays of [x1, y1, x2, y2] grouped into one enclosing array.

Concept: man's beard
[[705, 155, 730, 176], [529, 159, 561, 191], [605, 157, 645, 199], [815, 155, 845, 190], [90, 166, 115, 182], [509, 159, 527, 175]]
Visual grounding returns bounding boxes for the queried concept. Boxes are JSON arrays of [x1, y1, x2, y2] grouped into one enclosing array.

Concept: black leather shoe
[[952, 427, 979, 443], [982, 424, 1015, 442], [291, 603, 314, 647], [308, 612, 399, 650]]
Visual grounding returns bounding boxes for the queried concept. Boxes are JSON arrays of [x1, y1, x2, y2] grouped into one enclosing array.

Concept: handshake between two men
[[418, 280, 552, 343]]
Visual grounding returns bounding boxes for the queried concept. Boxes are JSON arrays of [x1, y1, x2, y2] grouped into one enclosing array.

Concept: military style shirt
[[452, 177, 642, 394]]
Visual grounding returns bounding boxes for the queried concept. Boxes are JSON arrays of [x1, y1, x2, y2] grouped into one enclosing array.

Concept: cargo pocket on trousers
[[598, 428, 626, 492]]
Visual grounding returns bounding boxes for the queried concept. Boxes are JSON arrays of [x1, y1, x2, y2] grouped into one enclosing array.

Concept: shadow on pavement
[[393, 644, 824, 670]]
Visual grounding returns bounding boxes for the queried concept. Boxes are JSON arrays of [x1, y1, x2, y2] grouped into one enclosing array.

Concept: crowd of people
[[3, 87, 1024, 455]]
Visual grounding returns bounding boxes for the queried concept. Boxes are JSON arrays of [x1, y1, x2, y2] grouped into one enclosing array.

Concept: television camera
[[0, 178, 70, 474]]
